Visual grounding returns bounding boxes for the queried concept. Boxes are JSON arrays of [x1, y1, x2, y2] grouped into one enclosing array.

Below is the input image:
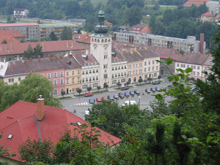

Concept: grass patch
[[59, 96, 72, 99], [93, 90, 108, 94], [136, 83, 148, 86]]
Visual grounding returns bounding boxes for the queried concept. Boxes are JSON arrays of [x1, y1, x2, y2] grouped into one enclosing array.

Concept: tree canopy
[[23, 44, 43, 59]]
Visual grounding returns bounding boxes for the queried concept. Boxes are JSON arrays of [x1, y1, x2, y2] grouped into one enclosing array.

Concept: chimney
[[200, 33, 204, 54], [37, 95, 45, 121]]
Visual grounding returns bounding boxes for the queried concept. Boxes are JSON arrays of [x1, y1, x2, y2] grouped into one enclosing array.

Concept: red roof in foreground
[[0, 101, 122, 161], [202, 12, 214, 17]]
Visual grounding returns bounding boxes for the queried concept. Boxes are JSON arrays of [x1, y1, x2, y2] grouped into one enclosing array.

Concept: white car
[[122, 101, 137, 106]]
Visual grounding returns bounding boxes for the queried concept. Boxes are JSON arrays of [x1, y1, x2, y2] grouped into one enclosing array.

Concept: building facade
[[39, 23, 78, 39], [0, 23, 40, 41], [113, 32, 206, 54]]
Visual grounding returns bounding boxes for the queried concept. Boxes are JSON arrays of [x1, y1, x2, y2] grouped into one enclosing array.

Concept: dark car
[[107, 95, 114, 100], [150, 88, 156, 93], [155, 87, 161, 92], [152, 81, 160, 85], [89, 98, 95, 104], [124, 92, 130, 97], [129, 91, 135, 96], [121, 86, 129, 91], [145, 89, 151, 94], [134, 90, 140, 95], [84, 93, 93, 97], [113, 94, 119, 99], [118, 92, 124, 99]]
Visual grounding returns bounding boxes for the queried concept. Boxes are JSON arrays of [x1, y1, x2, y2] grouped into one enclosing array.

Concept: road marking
[[75, 102, 88, 105]]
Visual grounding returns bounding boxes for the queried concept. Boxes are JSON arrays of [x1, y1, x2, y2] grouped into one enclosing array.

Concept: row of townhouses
[[0, 10, 213, 95]]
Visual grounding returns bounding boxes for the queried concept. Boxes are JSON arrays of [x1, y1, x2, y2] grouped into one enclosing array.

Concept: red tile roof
[[0, 101, 122, 161], [177, 53, 209, 65], [129, 24, 152, 34], [0, 23, 38, 27], [202, 12, 214, 17], [76, 34, 91, 44], [0, 40, 84, 56], [0, 29, 24, 43], [72, 50, 99, 66], [183, 0, 209, 7]]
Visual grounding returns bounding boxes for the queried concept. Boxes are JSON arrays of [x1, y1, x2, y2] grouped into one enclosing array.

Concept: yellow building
[[0, 61, 30, 85], [201, 12, 214, 23], [58, 56, 81, 94]]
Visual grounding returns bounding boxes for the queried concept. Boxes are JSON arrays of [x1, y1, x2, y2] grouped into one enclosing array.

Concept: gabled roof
[[58, 56, 81, 70], [0, 40, 84, 56], [0, 101, 122, 161], [4, 60, 30, 77], [201, 12, 214, 17], [176, 53, 209, 65], [72, 50, 99, 67], [76, 34, 91, 44], [25, 57, 65, 72], [0, 29, 24, 43], [129, 24, 152, 34]]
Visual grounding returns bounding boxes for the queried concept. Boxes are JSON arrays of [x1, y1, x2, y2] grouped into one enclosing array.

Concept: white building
[[13, 8, 29, 18]]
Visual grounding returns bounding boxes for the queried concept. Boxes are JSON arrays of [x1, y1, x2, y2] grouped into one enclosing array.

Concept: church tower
[[90, 9, 112, 88]]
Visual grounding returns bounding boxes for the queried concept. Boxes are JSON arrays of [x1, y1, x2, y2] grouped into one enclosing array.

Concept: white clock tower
[[90, 9, 112, 88]]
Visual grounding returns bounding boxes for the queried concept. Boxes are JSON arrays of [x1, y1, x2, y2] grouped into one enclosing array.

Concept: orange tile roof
[[76, 34, 91, 44], [0, 29, 24, 43], [183, 0, 209, 7], [0, 40, 84, 56], [202, 12, 214, 17], [0, 101, 122, 161]]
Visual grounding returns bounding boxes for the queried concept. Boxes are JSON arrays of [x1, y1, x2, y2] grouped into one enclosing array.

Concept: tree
[[24, 44, 43, 59], [76, 88, 82, 96], [123, 6, 143, 26], [103, 82, 108, 90], [30, 38, 38, 42], [61, 26, 72, 40], [158, 75, 161, 81], [97, 86, 101, 92], [138, 77, 143, 83], [24, 45, 34, 59], [49, 32, 58, 41], [87, 86, 92, 93], [61, 90, 65, 97], [116, 82, 121, 89]]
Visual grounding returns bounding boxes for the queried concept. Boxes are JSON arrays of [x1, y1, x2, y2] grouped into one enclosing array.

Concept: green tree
[[103, 82, 108, 90], [158, 75, 161, 81], [76, 88, 82, 96], [61, 90, 65, 97], [61, 26, 72, 40], [116, 82, 121, 89], [97, 86, 101, 92], [24, 45, 34, 59], [123, 6, 143, 26], [138, 77, 143, 83], [87, 86, 92, 93], [49, 31, 58, 41], [24, 44, 43, 59], [30, 38, 38, 42]]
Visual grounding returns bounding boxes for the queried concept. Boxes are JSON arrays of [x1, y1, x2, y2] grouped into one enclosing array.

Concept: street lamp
[[138, 96, 141, 108]]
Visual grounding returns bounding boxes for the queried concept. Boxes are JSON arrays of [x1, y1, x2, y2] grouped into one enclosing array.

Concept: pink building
[[25, 57, 65, 95]]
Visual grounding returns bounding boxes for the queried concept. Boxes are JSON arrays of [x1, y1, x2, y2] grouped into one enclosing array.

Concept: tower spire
[[94, 9, 108, 34]]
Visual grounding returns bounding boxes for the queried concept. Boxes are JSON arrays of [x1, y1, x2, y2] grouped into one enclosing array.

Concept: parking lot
[[61, 81, 173, 119]]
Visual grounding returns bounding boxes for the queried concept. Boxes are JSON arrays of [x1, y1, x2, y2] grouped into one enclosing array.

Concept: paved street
[[61, 80, 172, 119]]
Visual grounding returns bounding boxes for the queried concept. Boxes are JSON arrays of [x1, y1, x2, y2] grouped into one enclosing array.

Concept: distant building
[[13, 8, 29, 18], [0, 29, 24, 43], [201, 12, 215, 22], [129, 24, 152, 34], [0, 23, 40, 41], [206, 1, 220, 14], [39, 23, 78, 39], [113, 31, 206, 54], [183, 0, 209, 7]]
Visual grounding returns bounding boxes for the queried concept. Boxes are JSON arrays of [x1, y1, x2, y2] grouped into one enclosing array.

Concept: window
[[61, 79, 64, 84], [18, 77, 21, 81], [139, 69, 142, 74], [104, 65, 108, 69], [136, 64, 137, 68], [152, 61, 154, 64], [54, 90, 57, 95], [197, 66, 200, 70], [156, 66, 158, 70], [66, 72, 69, 76], [78, 70, 80, 74], [78, 77, 80, 82], [86, 70, 88, 74], [133, 70, 135, 75], [54, 80, 57, 85], [96, 69, 98, 73], [104, 74, 108, 78], [139, 63, 142, 67], [66, 78, 69, 84], [148, 61, 151, 65], [197, 72, 200, 76], [54, 72, 57, 78], [148, 67, 150, 71], [104, 55, 107, 59], [60, 72, 64, 77], [177, 64, 179, 67], [72, 71, 74, 75], [154, 73, 157, 77], [47, 73, 51, 78], [72, 78, 74, 83], [133, 64, 135, 68], [144, 68, 146, 72], [128, 65, 132, 69], [8, 78, 14, 83], [144, 62, 147, 66], [152, 66, 154, 71], [128, 71, 131, 75], [187, 65, 189, 68]]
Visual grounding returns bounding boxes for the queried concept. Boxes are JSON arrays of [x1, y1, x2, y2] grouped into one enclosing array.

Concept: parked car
[[122, 100, 137, 106], [150, 88, 156, 93], [102, 96, 107, 100], [96, 98, 102, 102], [134, 90, 140, 95], [129, 91, 135, 96], [85, 93, 93, 97], [113, 94, 119, 99], [118, 92, 124, 99], [124, 92, 130, 97], [89, 98, 95, 104], [155, 87, 161, 92], [145, 89, 151, 94], [152, 81, 160, 85], [121, 86, 129, 91], [107, 95, 114, 100]]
